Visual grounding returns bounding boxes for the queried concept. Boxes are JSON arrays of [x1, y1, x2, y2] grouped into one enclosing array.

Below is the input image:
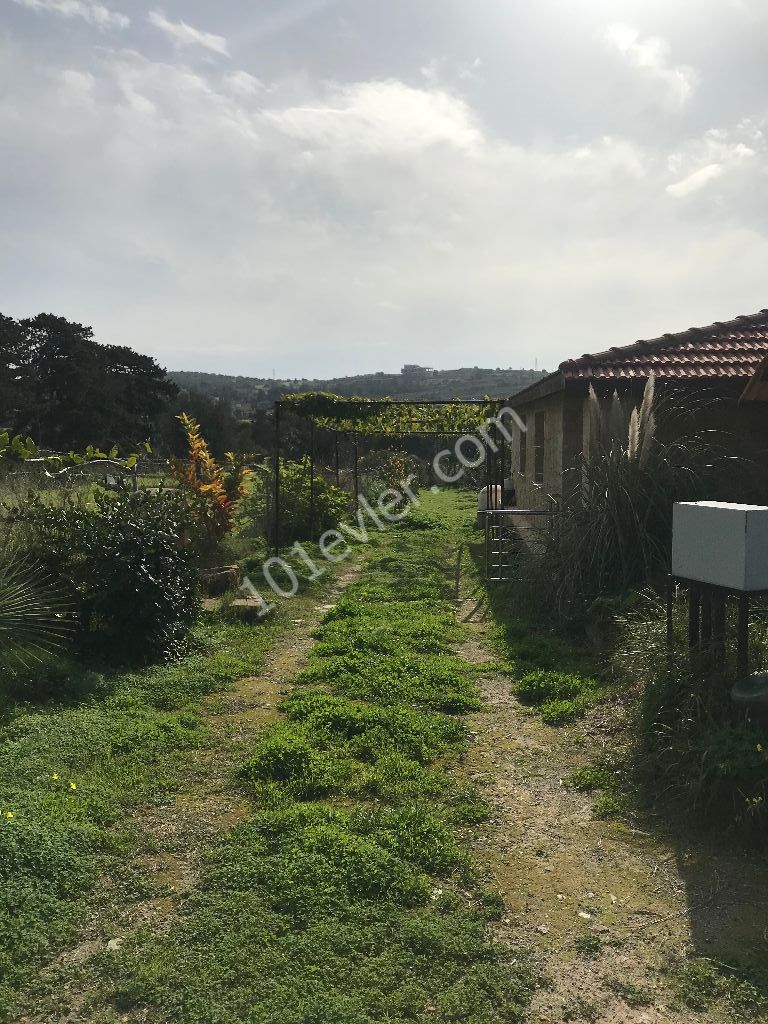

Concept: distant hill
[[170, 364, 548, 417]]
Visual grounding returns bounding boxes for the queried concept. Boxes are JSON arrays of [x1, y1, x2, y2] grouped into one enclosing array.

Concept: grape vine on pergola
[[272, 393, 508, 553]]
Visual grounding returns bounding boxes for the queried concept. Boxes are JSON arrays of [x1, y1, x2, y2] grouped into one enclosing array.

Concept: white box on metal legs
[[672, 501, 768, 592]]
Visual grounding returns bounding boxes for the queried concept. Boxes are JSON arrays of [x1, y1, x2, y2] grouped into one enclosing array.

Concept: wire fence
[[0, 458, 180, 532]]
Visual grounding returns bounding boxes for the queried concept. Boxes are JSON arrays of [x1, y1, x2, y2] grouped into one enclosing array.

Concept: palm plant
[[0, 556, 69, 666]]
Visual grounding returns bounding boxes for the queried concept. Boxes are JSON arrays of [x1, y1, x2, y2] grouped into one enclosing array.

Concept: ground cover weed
[[0, 613, 289, 1016], [101, 491, 534, 1023], [514, 669, 605, 725], [667, 956, 768, 1019]]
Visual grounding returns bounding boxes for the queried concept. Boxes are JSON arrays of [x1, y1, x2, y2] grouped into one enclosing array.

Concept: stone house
[[507, 309, 768, 510]]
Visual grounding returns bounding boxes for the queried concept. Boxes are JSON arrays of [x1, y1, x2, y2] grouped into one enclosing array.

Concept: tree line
[[0, 313, 259, 457]]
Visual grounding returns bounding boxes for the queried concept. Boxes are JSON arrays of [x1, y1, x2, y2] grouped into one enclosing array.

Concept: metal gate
[[484, 505, 558, 582], [481, 414, 559, 583]]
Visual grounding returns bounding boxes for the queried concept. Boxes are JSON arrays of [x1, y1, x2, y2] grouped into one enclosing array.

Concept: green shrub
[[8, 490, 199, 662], [638, 657, 768, 831], [361, 753, 451, 804], [515, 670, 596, 704], [373, 805, 465, 875], [242, 695, 466, 802], [241, 457, 349, 544], [514, 670, 603, 726], [209, 804, 430, 913]]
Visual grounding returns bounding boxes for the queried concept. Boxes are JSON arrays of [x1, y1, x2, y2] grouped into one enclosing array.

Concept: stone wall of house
[[511, 391, 564, 509], [511, 376, 768, 514]]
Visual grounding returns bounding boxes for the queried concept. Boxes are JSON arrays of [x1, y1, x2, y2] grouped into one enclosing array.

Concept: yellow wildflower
[[69, 782, 77, 791], [52, 773, 60, 781], [5, 812, 13, 819]]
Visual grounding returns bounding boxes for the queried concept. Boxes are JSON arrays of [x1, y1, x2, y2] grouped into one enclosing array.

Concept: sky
[[1, 0, 767, 377]]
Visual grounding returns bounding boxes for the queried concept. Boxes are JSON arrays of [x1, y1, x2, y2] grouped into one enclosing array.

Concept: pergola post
[[309, 418, 316, 542], [275, 398, 501, 567], [273, 400, 281, 556], [352, 438, 359, 506]]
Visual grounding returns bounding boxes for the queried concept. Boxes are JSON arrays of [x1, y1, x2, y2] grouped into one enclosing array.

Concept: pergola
[[271, 394, 507, 553]]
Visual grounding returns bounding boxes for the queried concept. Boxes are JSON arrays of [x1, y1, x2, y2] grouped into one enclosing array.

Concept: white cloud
[[224, 70, 263, 97], [666, 124, 759, 196], [59, 68, 96, 102], [667, 163, 724, 197], [605, 23, 697, 109], [2, 41, 768, 374], [420, 57, 482, 87], [147, 11, 229, 57], [10, 0, 129, 29], [266, 80, 482, 154]]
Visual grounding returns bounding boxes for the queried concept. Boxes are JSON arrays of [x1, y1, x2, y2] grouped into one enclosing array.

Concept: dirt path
[[456, 587, 768, 1024], [20, 563, 361, 1024]]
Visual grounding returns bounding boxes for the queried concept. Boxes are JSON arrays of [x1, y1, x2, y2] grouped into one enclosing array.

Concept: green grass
[[667, 957, 768, 1019], [0, 575, 335, 1018], [513, 669, 606, 726], [563, 766, 615, 793], [96, 490, 534, 1023], [472, 555, 611, 727], [573, 932, 603, 958], [298, 648, 482, 714], [564, 765, 626, 819], [591, 792, 625, 819], [562, 994, 600, 1022], [604, 976, 653, 1008]]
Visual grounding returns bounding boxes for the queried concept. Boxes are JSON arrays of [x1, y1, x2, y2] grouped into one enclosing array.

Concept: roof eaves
[[559, 308, 768, 373], [507, 369, 567, 407]]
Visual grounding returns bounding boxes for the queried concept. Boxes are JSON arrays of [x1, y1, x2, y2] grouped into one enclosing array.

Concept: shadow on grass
[[464, 535, 602, 679], [467, 530, 768, 1010], [0, 651, 117, 722]]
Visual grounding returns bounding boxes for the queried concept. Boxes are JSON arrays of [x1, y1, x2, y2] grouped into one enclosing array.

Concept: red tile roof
[[559, 309, 768, 382]]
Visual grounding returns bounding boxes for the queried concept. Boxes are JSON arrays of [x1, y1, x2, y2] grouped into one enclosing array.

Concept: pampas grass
[[544, 376, 730, 615]]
